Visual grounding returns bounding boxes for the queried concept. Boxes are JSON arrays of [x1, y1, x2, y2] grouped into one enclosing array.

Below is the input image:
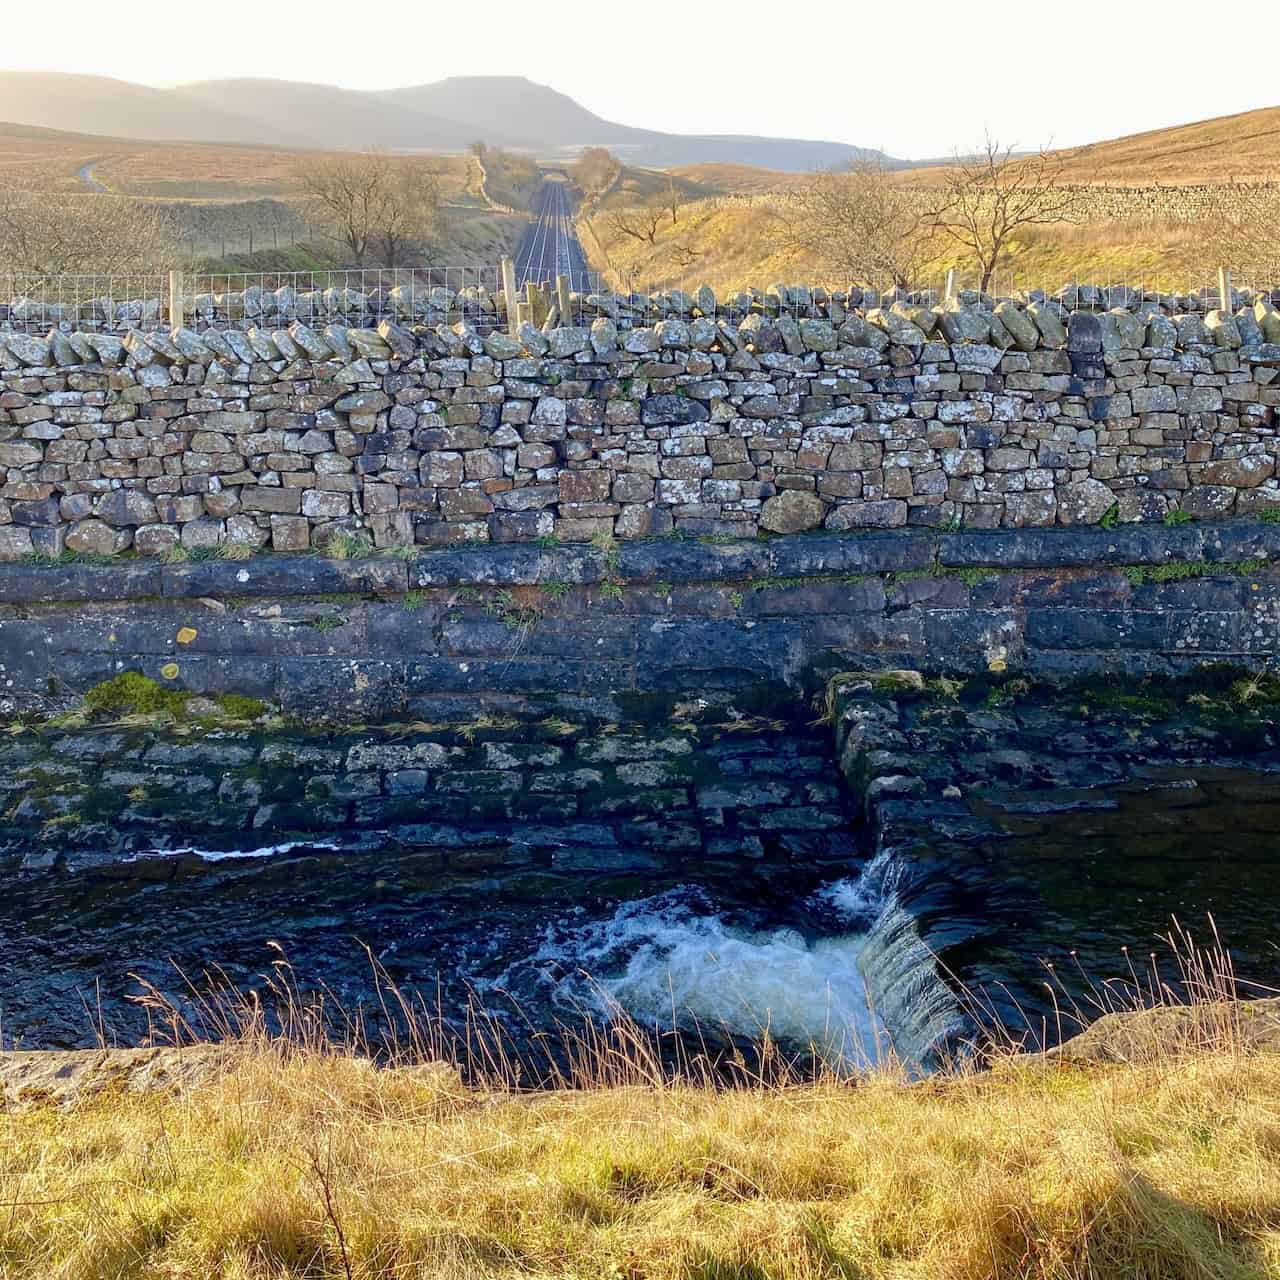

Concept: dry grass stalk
[[0, 927, 1276, 1276]]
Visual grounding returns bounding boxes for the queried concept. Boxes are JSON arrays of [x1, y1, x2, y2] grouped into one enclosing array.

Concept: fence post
[[943, 268, 956, 305], [526, 281, 550, 328], [1218, 266, 1233, 313], [168, 270, 185, 330], [556, 274, 572, 326], [500, 256, 519, 335]]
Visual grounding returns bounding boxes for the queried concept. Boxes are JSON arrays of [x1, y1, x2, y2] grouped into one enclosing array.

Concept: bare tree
[[927, 138, 1082, 292], [374, 163, 443, 268], [606, 194, 677, 246], [785, 159, 933, 291], [295, 153, 442, 268], [0, 181, 178, 277], [666, 177, 681, 227]]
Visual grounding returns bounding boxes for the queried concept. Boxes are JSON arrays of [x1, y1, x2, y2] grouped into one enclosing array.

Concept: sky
[[4, 0, 1279, 159]]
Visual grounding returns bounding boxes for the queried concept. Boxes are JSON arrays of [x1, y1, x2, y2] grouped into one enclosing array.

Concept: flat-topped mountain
[[0, 71, 885, 171]]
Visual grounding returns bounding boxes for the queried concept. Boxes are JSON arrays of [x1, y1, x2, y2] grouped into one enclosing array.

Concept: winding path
[[77, 161, 108, 193]]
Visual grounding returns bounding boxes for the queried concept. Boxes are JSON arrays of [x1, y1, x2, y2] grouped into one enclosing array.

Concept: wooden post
[[1218, 266, 1233, 313], [556, 274, 572, 326], [168, 270, 185, 330], [526, 281, 550, 327], [500, 256, 519, 335], [943, 268, 956, 305]]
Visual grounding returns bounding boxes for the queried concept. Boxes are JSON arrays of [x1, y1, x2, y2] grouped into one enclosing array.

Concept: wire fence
[[2, 264, 1279, 339]]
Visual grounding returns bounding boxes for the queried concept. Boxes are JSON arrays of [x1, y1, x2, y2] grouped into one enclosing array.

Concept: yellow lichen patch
[[159, 662, 179, 680], [176, 627, 198, 645]]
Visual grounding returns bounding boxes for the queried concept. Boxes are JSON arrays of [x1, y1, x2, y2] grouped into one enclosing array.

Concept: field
[[0, 122, 523, 267], [0, 124, 483, 201], [579, 105, 1280, 297], [584, 192, 1230, 299], [5, 101, 1280, 288], [1048, 106, 1280, 185]]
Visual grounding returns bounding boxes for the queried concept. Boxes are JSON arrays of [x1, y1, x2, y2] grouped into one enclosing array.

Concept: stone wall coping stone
[[937, 526, 1209, 568], [1, 523, 1276, 607], [160, 557, 408, 599], [0, 561, 164, 604]]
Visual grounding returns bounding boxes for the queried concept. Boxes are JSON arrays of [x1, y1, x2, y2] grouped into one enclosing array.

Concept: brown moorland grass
[[2, 1037, 1278, 1278], [585, 195, 1229, 298], [2, 926, 1279, 1280], [0, 127, 480, 203]]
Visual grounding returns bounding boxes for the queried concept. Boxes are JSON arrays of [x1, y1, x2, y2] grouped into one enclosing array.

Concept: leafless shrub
[[571, 146, 618, 198], [606, 182, 682, 246], [785, 158, 935, 290], [0, 181, 179, 278]]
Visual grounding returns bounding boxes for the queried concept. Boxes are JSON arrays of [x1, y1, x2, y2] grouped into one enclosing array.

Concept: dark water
[[966, 768, 1280, 1023], [0, 841, 882, 1065], [2, 759, 1277, 1072]]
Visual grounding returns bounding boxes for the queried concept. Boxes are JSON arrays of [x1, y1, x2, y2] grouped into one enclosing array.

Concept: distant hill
[[377, 76, 888, 171], [171, 79, 533, 154], [0, 119, 132, 145], [1045, 105, 1280, 184], [0, 71, 886, 172], [0, 72, 304, 148]]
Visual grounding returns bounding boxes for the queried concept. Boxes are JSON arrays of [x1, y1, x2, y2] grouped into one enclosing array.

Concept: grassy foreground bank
[[3, 1039, 1279, 1279]]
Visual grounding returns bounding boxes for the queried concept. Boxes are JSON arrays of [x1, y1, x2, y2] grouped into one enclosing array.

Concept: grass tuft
[[323, 530, 374, 561]]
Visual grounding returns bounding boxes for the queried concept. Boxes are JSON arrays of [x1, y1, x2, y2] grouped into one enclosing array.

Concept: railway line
[[512, 179, 593, 293]]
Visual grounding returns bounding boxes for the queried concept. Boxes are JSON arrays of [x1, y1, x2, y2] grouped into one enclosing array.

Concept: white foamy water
[[127, 840, 343, 864], [513, 888, 890, 1068], [819, 851, 971, 1062], [812, 870, 884, 924]]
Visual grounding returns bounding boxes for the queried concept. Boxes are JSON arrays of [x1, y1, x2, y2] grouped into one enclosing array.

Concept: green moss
[[889, 566, 995, 587], [78, 674, 265, 725], [83, 673, 187, 718], [1123, 559, 1266, 586], [216, 694, 267, 722], [954, 567, 997, 587]]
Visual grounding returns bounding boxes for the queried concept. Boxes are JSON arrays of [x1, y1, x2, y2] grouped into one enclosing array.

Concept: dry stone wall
[[714, 183, 1280, 227], [4, 291, 1280, 558]]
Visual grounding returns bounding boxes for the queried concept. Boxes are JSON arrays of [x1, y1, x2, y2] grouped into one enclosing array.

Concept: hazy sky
[[6, 0, 1279, 159]]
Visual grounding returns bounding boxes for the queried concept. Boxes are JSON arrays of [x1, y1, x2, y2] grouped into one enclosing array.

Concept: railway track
[[512, 180, 593, 293]]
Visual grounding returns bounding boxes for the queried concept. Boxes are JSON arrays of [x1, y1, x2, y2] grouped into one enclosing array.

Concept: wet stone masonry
[[0, 707, 856, 875], [3, 296, 1280, 556], [2, 525, 1279, 725], [830, 675, 1280, 1053]]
